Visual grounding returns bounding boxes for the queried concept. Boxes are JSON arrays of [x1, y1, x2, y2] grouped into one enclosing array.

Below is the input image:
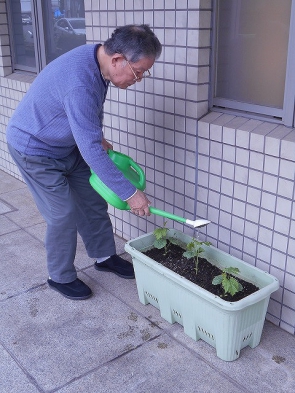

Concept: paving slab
[[0, 215, 20, 235], [85, 264, 178, 332], [168, 321, 295, 393], [22, 221, 46, 243], [0, 198, 15, 214], [0, 345, 40, 393], [55, 335, 245, 393], [0, 170, 26, 194], [1, 187, 44, 228], [0, 273, 161, 392], [0, 229, 47, 300]]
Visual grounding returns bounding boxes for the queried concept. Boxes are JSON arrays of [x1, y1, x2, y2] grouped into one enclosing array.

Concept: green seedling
[[153, 223, 169, 253], [183, 239, 211, 274], [212, 267, 243, 297], [153, 223, 180, 255]]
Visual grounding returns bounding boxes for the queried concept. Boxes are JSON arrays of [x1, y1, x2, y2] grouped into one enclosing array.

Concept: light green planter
[[125, 229, 279, 361]]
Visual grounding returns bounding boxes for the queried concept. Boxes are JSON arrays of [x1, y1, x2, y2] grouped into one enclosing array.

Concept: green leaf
[[154, 238, 167, 249], [222, 278, 231, 294], [224, 267, 240, 275], [212, 275, 223, 285], [153, 227, 168, 240], [183, 250, 194, 259], [186, 241, 196, 251], [223, 277, 242, 296]]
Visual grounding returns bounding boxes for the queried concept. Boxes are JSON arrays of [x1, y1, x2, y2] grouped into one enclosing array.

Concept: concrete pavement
[[0, 169, 294, 393]]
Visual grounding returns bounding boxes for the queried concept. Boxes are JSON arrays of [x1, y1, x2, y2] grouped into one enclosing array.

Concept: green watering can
[[89, 150, 210, 228]]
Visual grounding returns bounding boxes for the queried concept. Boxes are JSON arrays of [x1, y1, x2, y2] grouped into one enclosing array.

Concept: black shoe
[[47, 278, 92, 300], [94, 255, 135, 279]]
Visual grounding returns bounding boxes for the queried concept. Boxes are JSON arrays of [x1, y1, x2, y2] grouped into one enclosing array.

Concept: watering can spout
[[149, 207, 210, 228], [186, 219, 211, 228]]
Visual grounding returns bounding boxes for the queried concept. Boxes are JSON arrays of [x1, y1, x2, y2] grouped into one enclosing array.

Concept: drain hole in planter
[[242, 332, 253, 342], [172, 309, 182, 319], [145, 291, 158, 303], [197, 325, 215, 341]]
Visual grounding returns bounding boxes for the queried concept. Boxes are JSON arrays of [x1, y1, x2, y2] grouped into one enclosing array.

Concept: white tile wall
[[83, 3, 211, 238], [198, 112, 295, 333]]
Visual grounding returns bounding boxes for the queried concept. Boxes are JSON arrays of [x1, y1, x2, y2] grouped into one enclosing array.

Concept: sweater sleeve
[[63, 86, 136, 201]]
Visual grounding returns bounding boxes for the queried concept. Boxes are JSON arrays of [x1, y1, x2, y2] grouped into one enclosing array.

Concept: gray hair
[[104, 24, 162, 63]]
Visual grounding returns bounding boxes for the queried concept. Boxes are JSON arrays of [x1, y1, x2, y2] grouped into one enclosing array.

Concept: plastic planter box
[[125, 229, 279, 361]]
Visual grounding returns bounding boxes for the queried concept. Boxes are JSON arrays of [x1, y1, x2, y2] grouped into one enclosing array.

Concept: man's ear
[[111, 54, 124, 67]]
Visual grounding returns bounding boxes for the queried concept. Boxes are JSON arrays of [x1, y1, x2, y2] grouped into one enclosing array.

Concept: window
[[212, 0, 295, 126], [8, 0, 86, 74]]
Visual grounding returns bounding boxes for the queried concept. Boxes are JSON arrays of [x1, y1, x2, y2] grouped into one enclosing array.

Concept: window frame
[[7, 0, 87, 75], [210, 0, 295, 127], [6, 0, 48, 74]]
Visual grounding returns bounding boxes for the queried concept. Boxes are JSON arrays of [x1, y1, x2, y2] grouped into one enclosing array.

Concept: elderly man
[[6, 24, 162, 300]]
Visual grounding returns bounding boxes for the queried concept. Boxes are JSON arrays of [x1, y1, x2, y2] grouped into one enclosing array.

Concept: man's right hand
[[127, 190, 151, 216]]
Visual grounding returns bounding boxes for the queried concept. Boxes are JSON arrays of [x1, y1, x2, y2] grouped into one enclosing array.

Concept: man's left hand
[[102, 138, 113, 151]]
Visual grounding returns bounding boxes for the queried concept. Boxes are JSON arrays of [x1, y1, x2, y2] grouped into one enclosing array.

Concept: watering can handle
[[107, 150, 146, 191], [128, 158, 146, 191]]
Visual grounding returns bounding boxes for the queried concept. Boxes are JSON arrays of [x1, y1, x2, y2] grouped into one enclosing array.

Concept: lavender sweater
[[6, 44, 136, 201]]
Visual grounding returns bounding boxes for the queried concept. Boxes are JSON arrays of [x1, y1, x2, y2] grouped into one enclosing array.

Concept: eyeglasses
[[123, 57, 151, 81]]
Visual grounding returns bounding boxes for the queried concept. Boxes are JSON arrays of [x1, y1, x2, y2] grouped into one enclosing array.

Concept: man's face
[[110, 55, 155, 89]]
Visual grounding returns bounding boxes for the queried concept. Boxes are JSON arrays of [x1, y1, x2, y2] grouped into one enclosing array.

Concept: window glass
[[214, 0, 292, 109], [9, 0, 86, 72], [50, 0, 86, 59], [10, 0, 36, 71]]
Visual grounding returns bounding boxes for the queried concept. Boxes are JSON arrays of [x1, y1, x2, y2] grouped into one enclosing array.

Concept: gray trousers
[[8, 144, 116, 283]]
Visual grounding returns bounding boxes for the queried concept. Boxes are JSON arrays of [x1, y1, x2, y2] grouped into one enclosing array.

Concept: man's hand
[[102, 138, 113, 151], [127, 190, 151, 216]]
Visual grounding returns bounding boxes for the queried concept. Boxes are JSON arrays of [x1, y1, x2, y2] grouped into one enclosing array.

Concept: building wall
[[83, 0, 212, 242], [0, 0, 35, 179], [0, 0, 294, 334], [197, 112, 295, 335]]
